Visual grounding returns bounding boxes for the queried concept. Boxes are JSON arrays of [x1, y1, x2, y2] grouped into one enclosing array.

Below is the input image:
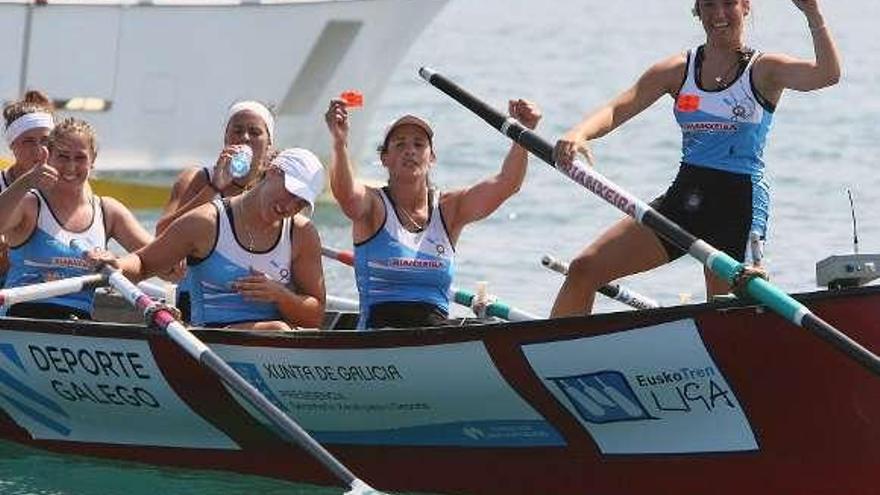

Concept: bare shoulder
[[174, 166, 209, 199], [292, 213, 317, 232], [99, 196, 135, 219], [642, 52, 689, 93]]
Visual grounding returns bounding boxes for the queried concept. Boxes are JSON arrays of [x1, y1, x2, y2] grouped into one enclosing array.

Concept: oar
[[541, 254, 661, 310], [321, 246, 540, 321], [419, 67, 880, 377], [0, 273, 107, 308], [70, 241, 385, 495]]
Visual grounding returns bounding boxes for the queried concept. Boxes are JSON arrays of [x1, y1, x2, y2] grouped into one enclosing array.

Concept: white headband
[[5, 112, 54, 146], [226, 101, 275, 144]]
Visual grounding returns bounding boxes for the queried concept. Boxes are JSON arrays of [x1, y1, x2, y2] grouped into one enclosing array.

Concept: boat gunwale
[[1, 284, 877, 349]]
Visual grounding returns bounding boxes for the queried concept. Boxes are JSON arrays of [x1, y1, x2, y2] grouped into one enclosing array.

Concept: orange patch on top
[[676, 94, 700, 113]]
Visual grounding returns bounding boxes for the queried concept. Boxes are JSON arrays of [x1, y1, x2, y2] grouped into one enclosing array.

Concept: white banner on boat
[[212, 341, 564, 447], [522, 319, 758, 455], [0, 330, 237, 449]]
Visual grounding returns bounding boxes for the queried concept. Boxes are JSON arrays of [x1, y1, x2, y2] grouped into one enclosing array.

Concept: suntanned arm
[[119, 206, 216, 282], [275, 217, 326, 328], [441, 99, 541, 242], [325, 99, 375, 222], [155, 168, 218, 234], [102, 197, 153, 252], [0, 161, 55, 238], [571, 54, 684, 144]]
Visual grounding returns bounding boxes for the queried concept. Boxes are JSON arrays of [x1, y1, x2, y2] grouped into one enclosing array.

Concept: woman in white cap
[[1, 91, 56, 285], [96, 149, 327, 331], [0, 117, 152, 320], [156, 100, 276, 319], [325, 98, 541, 329]]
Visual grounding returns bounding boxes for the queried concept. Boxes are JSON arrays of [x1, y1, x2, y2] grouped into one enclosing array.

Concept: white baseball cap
[[272, 148, 325, 211]]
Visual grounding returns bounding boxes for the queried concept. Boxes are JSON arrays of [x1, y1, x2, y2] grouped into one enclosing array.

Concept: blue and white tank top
[[2, 192, 107, 315], [674, 47, 774, 237], [188, 198, 292, 326], [354, 188, 455, 330]]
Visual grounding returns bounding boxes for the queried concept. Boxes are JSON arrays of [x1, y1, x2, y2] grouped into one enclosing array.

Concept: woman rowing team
[[0, 0, 840, 331]]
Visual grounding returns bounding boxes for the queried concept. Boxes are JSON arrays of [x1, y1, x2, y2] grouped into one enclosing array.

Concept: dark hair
[[48, 117, 98, 159], [3, 90, 55, 129]]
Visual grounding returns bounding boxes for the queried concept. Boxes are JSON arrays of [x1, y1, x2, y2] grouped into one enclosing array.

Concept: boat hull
[[2, 286, 880, 494]]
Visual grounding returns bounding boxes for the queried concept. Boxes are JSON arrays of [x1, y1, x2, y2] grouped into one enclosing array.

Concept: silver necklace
[[709, 49, 747, 85], [397, 204, 426, 231]]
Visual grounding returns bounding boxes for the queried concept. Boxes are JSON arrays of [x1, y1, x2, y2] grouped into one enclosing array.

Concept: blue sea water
[[3, 0, 880, 493]]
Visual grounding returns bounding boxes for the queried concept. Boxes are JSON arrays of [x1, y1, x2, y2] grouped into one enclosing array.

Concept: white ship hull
[[0, 0, 448, 171]]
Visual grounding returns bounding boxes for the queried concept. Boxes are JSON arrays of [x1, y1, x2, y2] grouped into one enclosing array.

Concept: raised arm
[[155, 150, 245, 234], [0, 160, 55, 235], [554, 53, 686, 167], [440, 99, 541, 241], [324, 99, 374, 222], [756, 0, 841, 97]]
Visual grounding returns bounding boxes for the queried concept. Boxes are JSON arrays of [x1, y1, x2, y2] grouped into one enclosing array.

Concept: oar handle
[[540, 254, 660, 310], [420, 67, 880, 378], [450, 288, 539, 321], [322, 246, 355, 266], [0, 273, 107, 307], [69, 240, 381, 494]]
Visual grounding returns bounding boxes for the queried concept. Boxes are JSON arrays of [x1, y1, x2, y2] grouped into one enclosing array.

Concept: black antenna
[[848, 189, 859, 254]]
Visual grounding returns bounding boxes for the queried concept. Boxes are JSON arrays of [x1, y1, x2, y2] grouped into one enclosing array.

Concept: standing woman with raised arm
[[0, 118, 152, 320], [156, 100, 276, 319], [1, 91, 56, 286], [325, 97, 541, 329], [551, 0, 840, 317]]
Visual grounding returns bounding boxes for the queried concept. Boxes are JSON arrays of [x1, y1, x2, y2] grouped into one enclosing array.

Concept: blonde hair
[[48, 117, 99, 160]]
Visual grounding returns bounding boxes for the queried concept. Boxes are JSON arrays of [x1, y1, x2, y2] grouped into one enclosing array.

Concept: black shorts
[[367, 301, 449, 329], [650, 164, 755, 262]]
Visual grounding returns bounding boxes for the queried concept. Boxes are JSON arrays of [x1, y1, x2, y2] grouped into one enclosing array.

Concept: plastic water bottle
[[229, 145, 252, 179]]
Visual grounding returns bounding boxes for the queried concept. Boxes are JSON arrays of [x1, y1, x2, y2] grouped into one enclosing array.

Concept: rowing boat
[[2, 284, 879, 494]]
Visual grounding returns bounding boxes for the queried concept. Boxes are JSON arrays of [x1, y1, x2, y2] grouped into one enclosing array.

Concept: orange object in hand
[[340, 90, 364, 108]]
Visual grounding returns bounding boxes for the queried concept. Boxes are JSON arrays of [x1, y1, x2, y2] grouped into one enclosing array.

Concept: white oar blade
[[345, 479, 387, 495]]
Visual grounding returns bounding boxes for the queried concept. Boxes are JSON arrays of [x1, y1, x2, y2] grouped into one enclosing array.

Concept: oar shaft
[[541, 254, 660, 310], [450, 288, 539, 321], [420, 67, 880, 378], [72, 242, 378, 494], [0, 273, 106, 307]]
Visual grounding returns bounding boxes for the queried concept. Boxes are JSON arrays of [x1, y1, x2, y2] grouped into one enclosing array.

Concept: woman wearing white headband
[[155, 100, 276, 320], [0, 117, 153, 320], [1, 91, 57, 286]]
